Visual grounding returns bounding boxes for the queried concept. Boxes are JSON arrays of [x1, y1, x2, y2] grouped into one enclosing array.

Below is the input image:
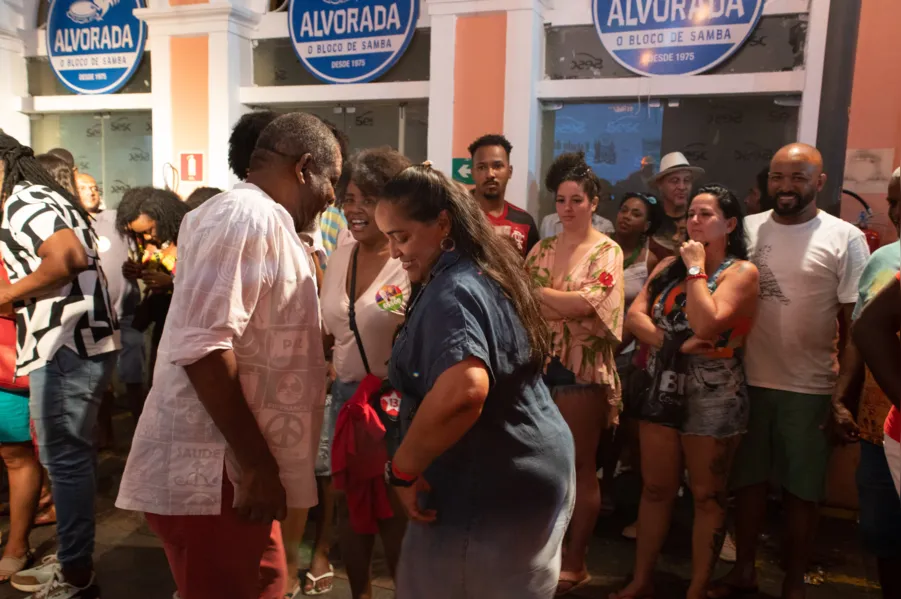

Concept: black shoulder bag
[[348, 246, 404, 456]]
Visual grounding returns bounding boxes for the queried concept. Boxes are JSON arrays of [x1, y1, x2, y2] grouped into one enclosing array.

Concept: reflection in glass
[[541, 97, 799, 220], [30, 111, 153, 210]]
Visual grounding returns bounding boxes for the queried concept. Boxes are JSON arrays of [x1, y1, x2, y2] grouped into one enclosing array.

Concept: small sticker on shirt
[[375, 285, 404, 313], [380, 390, 401, 420]]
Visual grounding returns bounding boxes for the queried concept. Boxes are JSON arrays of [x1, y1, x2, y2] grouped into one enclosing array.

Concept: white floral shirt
[[116, 183, 327, 516]]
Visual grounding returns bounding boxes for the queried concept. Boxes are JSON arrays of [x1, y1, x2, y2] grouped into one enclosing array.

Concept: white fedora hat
[[653, 152, 705, 184]]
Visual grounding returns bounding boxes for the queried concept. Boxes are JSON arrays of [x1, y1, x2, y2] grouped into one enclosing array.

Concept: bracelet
[[385, 460, 418, 487], [686, 273, 708, 282]]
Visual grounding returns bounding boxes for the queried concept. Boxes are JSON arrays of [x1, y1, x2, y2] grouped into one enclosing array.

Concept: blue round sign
[[289, 0, 419, 85], [592, 0, 764, 77], [47, 0, 147, 95]]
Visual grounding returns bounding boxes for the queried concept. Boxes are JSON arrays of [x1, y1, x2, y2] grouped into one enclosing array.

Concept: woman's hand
[[680, 336, 715, 355], [142, 271, 173, 292], [393, 478, 437, 523], [122, 260, 144, 281], [679, 240, 706, 270]]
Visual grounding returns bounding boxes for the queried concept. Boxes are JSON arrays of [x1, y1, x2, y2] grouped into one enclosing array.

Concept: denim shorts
[[857, 440, 901, 558], [315, 379, 358, 477]]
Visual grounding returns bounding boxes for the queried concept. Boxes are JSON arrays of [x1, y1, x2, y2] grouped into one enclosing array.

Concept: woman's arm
[[683, 260, 759, 340], [538, 288, 596, 319], [625, 257, 673, 349], [853, 280, 901, 409], [391, 357, 490, 477]]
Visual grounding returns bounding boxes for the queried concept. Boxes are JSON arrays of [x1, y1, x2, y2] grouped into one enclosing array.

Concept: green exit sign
[[452, 157, 473, 185]]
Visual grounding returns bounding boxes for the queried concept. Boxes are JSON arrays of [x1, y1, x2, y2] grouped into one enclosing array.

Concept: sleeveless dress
[[643, 258, 751, 438]]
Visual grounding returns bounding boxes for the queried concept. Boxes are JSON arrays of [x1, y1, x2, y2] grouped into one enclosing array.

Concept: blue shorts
[[315, 379, 358, 477], [856, 440, 901, 558], [0, 387, 31, 443]]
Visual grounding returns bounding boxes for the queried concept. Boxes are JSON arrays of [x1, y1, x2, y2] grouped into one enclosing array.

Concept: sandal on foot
[[0, 553, 34, 583], [303, 564, 334, 596], [556, 571, 591, 596], [33, 504, 56, 527], [284, 579, 302, 599], [706, 581, 759, 599]]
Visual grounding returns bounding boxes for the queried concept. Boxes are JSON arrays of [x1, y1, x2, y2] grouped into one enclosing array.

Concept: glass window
[[27, 54, 152, 96], [271, 101, 428, 164], [540, 96, 799, 220], [30, 111, 153, 210], [253, 29, 430, 86], [545, 16, 806, 80]]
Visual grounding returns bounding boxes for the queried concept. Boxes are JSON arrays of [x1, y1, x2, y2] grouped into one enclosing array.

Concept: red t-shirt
[[483, 201, 540, 258]]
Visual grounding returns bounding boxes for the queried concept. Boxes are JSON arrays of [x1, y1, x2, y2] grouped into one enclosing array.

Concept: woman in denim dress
[[374, 164, 575, 599]]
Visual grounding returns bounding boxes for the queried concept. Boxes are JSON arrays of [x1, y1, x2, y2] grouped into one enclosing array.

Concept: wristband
[[686, 273, 708, 282], [385, 460, 418, 487]]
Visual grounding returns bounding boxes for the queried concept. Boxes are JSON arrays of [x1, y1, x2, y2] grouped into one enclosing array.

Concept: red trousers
[[145, 479, 287, 599]]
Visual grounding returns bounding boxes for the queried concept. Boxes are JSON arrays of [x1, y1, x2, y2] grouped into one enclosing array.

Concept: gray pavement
[[0, 413, 881, 599]]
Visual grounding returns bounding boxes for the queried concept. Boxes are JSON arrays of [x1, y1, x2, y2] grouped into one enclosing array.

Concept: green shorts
[[730, 386, 832, 502]]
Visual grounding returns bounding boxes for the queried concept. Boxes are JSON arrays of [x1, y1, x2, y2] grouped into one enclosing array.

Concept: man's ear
[[295, 153, 313, 184]]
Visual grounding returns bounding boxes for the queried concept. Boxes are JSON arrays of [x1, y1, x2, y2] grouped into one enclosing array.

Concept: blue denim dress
[[389, 250, 575, 599]]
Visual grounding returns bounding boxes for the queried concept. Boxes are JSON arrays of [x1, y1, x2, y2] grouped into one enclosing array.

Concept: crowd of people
[[0, 112, 898, 599]]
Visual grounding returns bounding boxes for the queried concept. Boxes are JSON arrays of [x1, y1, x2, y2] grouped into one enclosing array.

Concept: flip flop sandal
[[303, 564, 334, 596], [33, 504, 56, 527], [555, 572, 591, 596], [284, 579, 302, 599], [0, 553, 34, 584]]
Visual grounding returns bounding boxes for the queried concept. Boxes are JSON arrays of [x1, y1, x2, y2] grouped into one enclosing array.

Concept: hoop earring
[[440, 236, 456, 252]]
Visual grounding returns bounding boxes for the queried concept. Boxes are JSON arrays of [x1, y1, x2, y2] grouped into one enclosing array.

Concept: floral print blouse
[[526, 235, 625, 406]]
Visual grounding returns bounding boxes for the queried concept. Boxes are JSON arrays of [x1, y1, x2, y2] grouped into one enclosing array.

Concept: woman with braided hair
[[0, 133, 118, 599], [525, 151, 625, 595]]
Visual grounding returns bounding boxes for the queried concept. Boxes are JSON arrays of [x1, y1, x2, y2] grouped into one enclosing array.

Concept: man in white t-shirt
[[711, 144, 870, 599]]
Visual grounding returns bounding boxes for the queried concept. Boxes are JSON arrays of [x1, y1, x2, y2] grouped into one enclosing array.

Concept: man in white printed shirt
[[116, 113, 341, 599]]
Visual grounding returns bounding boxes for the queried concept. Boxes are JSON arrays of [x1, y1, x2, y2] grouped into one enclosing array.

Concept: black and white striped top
[[0, 182, 119, 375]]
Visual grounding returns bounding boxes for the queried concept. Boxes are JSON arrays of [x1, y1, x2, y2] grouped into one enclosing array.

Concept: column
[[426, 11, 456, 174], [0, 0, 32, 144], [503, 1, 547, 212], [135, 0, 259, 195]]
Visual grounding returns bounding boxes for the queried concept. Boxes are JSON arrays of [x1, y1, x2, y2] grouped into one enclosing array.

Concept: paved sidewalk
[[0, 414, 880, 599]]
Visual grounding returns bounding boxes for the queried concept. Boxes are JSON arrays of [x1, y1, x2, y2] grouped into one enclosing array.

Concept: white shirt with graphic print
[[744, 209, 870, 395]]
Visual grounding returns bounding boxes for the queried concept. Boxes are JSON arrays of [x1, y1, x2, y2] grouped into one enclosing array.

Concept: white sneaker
[[719, 531, 737, 563], [11, 554, 59, 592], [26, 568, 99, 599]]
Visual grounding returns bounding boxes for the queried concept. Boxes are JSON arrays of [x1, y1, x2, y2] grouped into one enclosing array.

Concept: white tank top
[[623, 244, 650, 308]]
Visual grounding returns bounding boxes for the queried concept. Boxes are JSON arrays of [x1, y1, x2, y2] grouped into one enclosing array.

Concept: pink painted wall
[[451, 14, 507, 159], [840, 0, 901, 243], [170, 36, 209, 199]]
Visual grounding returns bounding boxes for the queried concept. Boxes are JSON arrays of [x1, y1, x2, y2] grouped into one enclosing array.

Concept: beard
[[772, 190, 815, 216]]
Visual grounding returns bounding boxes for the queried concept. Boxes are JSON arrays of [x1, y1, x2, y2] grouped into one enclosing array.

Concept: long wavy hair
[[648, 184, 748, 301], [381, 165, 550, 370]]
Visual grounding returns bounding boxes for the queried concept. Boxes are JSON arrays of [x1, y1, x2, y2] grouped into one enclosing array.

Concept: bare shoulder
[[724, 259, 759, 284]]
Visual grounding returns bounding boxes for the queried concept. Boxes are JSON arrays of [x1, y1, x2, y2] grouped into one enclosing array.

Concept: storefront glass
[[539, 96, 799, 221], [253, 29, 430, 86], [273, 101, 428, 164], [545, 16, 806, 81], [27, 54, 152, 96], [30, 111, 153, 209]]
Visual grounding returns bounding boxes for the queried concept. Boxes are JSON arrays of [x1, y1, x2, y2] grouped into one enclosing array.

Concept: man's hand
[[393, 477, 437, 524], [234, 459, 287, 523], [122, 260, 144, 281], [825, 402, 860, 445]]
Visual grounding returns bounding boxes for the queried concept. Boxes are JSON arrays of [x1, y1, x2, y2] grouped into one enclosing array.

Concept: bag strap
[[348, 245, 372, 375]]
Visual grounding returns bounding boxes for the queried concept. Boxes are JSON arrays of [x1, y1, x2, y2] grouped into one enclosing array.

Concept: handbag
[[347, 245, 404, 456], [0, 262, 28, 391]]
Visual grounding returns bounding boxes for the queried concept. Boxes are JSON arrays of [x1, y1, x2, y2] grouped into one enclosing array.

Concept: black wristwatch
[[384, 460, 418, 488]]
